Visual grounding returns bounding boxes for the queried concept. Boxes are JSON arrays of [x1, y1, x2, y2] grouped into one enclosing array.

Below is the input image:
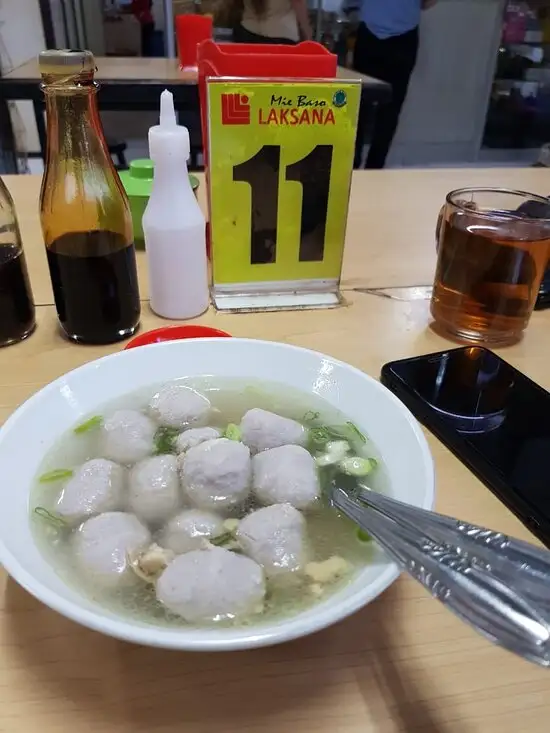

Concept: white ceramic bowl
[[0, 339, 434, 651]]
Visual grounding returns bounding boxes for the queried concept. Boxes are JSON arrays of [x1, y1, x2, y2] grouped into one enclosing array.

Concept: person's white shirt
[[241, 0, 300, 41]]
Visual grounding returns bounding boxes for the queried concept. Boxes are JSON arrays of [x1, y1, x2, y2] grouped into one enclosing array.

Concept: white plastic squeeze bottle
[[143, 89, 209, 319]]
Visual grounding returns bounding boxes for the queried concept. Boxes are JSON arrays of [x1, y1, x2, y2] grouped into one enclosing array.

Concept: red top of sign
[[197, 40, 337, 168], [197, 40, 337, 259], [198, 39, 336, 82]]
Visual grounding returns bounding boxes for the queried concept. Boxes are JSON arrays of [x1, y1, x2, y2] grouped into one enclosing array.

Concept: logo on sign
[[221, 94, 250, 125], [332, 90, 347, 108]]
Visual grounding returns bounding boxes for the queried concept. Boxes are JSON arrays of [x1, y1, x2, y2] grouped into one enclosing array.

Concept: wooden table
[[0, 56, 389, 173], [2, 55, 386, 87], [6, 167, 550, 305], [1, 170, 550, 732]]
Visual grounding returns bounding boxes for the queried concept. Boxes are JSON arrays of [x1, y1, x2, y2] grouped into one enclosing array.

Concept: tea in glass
[[431, 188, 550, 345]]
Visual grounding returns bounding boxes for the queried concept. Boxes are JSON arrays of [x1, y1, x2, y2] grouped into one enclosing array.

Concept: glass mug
[[432, 188, 550, 346]]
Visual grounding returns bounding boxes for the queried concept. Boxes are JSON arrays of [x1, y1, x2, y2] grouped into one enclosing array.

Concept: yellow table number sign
[[207, 77, 360, 311]]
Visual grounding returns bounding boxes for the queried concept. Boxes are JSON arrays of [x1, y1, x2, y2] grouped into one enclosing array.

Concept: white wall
[[0, 0, 46, 153]]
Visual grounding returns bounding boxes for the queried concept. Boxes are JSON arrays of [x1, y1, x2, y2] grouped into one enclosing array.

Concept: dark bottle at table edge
[[38, 49, 140, 344], [0, 177, 36, 347], [515, 195, 550, 310], [537, 264, 550, 310]]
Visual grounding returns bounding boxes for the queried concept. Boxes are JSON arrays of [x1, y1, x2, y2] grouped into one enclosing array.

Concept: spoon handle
[[333, 489, 550, 667], [358, 488, 550, 607]]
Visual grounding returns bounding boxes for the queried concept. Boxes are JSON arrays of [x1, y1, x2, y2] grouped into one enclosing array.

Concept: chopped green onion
[[356, 528, 372, 543], [324, 425, 349, 440], [346, 421, 366, 444], [338, 456, 377, 477], [315, 453, 336, 468], [308, 427, 332, 450], [223, 518, 240, 532], [328, 440, 350, 454], [38, 468, 73, 483], [74, 415, 102, 434], [303, 410, 320, 424], [209, 531, 234, 547], [308, 422, 367, 451], [34, 507, 67, 529], [154, 427, 180, 455], [223, 423, 241, 441], [315, 440, 350, 467]]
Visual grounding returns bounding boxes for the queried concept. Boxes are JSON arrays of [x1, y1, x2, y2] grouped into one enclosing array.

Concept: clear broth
[[31, 378, 387, 628]]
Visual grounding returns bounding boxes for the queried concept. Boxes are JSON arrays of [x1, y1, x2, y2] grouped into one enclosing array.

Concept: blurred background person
[[232, 0, 312, 44], [131, 0, 155, 56], [353, 0, 437, 169]]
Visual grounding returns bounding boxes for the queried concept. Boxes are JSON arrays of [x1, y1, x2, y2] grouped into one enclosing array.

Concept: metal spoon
[[330, 484, 550, 667]]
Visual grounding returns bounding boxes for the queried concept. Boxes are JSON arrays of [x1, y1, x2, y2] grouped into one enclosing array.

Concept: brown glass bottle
[[39, 49, 140, 344], [0, 176, 36, 347]]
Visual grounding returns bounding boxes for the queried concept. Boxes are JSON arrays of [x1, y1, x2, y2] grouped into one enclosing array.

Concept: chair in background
[[108, 140, 129, 170]]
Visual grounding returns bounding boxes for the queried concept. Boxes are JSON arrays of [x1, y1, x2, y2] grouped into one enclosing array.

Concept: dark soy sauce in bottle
[[39, 49, 140, 344], [46, 231, 140, 344], [0, 176, 36, 346]]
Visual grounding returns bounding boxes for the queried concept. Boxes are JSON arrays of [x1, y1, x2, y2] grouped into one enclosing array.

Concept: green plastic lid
[[120, 158, 200, 198], [119, 159, 153, 198]]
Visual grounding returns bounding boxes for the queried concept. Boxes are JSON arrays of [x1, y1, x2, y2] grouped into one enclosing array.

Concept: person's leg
[[141, 22, 155, 57], [365, 28, 419, 169], [352, 23, 387, 168]]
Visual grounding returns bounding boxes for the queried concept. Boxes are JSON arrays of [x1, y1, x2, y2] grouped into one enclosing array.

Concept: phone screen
[[383, 347, 550, 527]]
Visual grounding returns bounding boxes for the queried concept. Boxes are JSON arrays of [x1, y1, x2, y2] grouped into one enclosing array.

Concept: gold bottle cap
[[38, 49, 95, 80]]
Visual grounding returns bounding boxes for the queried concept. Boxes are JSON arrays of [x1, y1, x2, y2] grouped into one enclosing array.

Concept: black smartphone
[[381, 346, 550, 547]]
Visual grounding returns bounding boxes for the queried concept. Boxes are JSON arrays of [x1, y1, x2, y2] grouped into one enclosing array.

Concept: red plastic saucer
[[124, 325, 231, 349]]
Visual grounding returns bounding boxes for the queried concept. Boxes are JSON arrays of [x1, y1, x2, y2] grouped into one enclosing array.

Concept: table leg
[[34, 101, 47, 161]]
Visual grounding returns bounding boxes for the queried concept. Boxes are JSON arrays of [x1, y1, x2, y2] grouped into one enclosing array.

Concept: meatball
[[55, 458, 125, 525], [160, 509, 225, 554], [100, 410, 156, 465], [240, 408, 307, 453], [72, 512, 151, 589], [180, 438, 251, 512], [237, 503, 308, 578], [156, 547, 265, 622], [149, 384, 210, 429], [175, 427, 221, 453], [252, 444, 320, 510], [128, 455, 181, 525]]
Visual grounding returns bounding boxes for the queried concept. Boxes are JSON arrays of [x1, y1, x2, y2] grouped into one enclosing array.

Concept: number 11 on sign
[[233, 144, 333, 265], [207, 79, 360, 311]]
